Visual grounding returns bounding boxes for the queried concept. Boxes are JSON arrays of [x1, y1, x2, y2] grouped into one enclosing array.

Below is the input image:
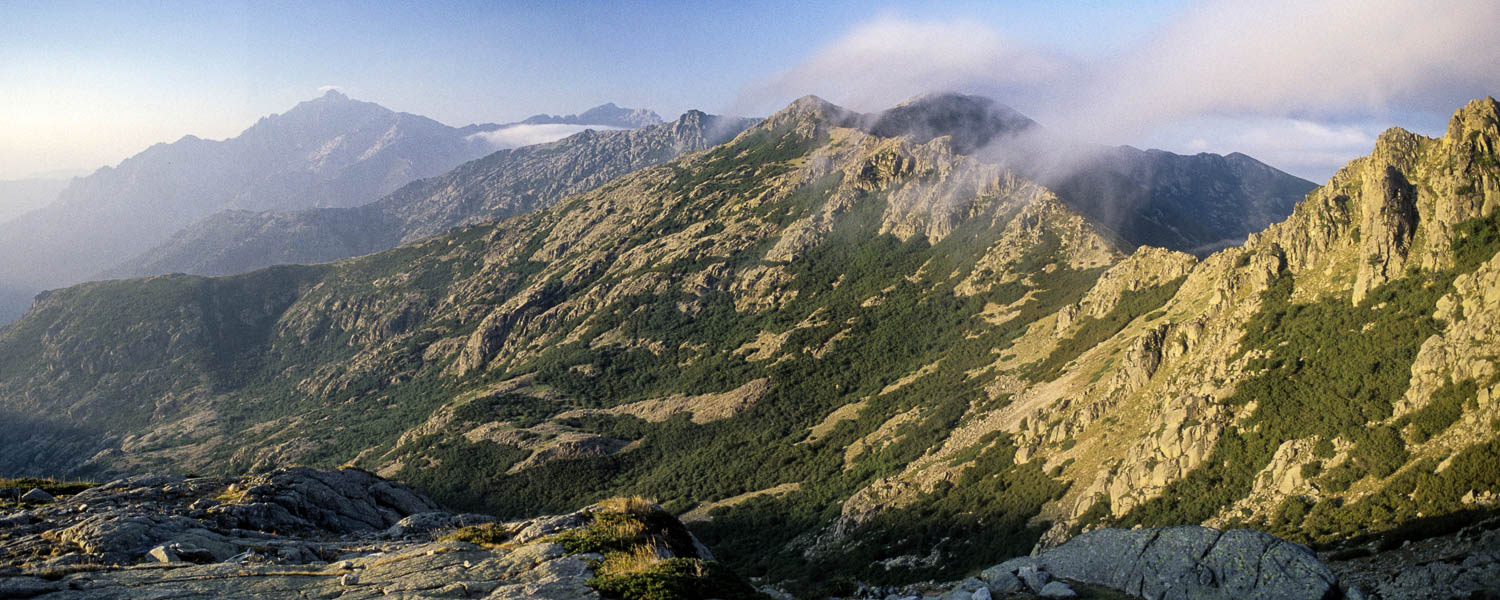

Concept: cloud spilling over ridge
[[734, 18, 1076, 118], [468, 124, 624, 150], [739, 1, 1500, 180]]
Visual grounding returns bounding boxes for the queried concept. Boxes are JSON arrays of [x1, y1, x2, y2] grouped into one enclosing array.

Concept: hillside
[[0, 95, 1495, 595], [108, 111, 756, 278]]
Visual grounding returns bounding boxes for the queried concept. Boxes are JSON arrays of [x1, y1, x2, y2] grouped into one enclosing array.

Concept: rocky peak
[[863, 92, 1038, 154], [757, 94, 854, 132], [316, 88, 351, 102], [1446, 96, 1500, 146], [669, 109, 712, 135]]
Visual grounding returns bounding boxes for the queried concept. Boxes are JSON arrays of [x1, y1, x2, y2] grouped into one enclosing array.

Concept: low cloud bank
[[468, 124, 624, 151]]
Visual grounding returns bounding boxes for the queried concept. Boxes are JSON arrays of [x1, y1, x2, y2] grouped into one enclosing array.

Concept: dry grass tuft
[[596, 540, 669, 577], [596, 516, 649, 542], [214, 486, 248, 504]]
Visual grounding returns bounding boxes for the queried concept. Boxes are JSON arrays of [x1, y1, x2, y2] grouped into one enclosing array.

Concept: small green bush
[[443, 523, 512, 546], [589, 558, 767, 600]]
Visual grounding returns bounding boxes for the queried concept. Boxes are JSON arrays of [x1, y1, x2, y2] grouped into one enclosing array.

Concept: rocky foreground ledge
[[845, 521, 1500, 600], [0, 468, 753, 599], [5, 470, 1497, 599], [836, 526, 1337, 600]]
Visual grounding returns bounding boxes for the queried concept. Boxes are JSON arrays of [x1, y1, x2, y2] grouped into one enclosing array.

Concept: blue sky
[[2, 1, 1496, 181]]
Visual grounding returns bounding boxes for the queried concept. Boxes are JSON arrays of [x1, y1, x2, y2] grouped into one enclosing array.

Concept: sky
[[2, 0, 1497, 182]]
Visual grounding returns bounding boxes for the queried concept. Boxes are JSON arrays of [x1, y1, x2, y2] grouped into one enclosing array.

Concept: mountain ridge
[[1, 95, 1494, 595]]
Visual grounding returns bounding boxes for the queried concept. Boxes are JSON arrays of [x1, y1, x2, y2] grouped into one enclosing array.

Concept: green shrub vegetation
[[523, 498, 770, 600], [1025, 276, 1186, 382], [1395, 380, 1476, 444], [1120, 267, 1449, 530], [589, 558, 767, 600], [1452, 208, 1500, 274], [1122, 212, 1500, 542], [443, 523, 513, 546]]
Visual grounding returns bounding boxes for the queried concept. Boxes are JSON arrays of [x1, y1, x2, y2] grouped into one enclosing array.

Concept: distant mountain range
[[108, 111, 755, 278], [0, 91, 663, 323], [104, 95, 1311, 286]]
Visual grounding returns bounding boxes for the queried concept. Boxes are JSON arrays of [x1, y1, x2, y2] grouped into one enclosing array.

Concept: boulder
[[20, 488, 55, 504], [380, 511, 492, 538], [985, 570, 1023, 594], [940, 578, 987, 600], [983, 555, 1037, 578], [1017, 565, 1051, 592], [218, 467, 441, 535], [512, 512, 590, 544], [147, 544, 179, 563], [0, 469, 651, 599], [171, 541, 217, 564], [1039, 581, 1077, 598], [1037, 526, 1337, 599]]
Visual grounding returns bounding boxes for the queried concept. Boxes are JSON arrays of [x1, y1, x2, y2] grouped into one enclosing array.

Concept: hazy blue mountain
[[0, 91, 662, 322], [108, 110, 755, 278]]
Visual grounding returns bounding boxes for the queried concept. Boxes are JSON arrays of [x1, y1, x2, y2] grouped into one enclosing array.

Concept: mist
[[467, 124, 626, 151], [734, 0, 1500, 182]]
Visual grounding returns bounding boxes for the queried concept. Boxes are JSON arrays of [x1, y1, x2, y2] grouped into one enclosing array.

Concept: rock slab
[[1036, 526, 1337, 600]]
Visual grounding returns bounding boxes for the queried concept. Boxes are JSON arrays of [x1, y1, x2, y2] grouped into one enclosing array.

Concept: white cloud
[[317, 84, 345, 95], [739, 1, 1500, 179], [1082, 0, 1500, 138], [731, 16, 1077, 116], [467, 124, 624, 150]]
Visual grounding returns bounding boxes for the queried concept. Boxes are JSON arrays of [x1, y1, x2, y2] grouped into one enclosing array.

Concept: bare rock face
[[1072, 246, 1196, 320], [212, 467, 442, 535], [1354, 164, 1420, 303], [1032, 526, 1336, 600], [3, 469, 450, 569], [1330, 517, 1500, 600]]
